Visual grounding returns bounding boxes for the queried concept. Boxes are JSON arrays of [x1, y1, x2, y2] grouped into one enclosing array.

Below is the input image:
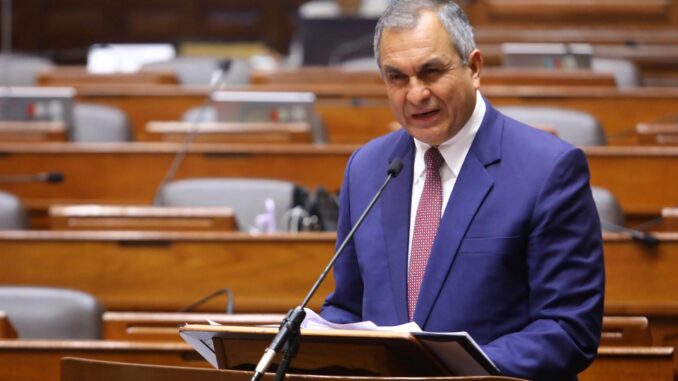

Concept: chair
[[591, 57, 640, 88], [496, 106, 606, 146], [0, 54, 54, 86], [591, 185, 625, 228], [157, 178, 299, 232], [0, 286, 103, 339], [141, 56, 250, 86], [0, 191, 26, 229], [72, 103, 131, 142]]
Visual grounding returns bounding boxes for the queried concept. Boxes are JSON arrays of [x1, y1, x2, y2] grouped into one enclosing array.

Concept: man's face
[[379, 11, 482, 146]]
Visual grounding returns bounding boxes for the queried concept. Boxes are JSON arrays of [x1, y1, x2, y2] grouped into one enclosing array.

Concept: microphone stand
[[250, 158, 404, 381]]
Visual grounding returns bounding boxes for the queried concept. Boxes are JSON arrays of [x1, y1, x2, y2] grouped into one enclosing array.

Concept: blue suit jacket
[[321, 101, 605, 381]]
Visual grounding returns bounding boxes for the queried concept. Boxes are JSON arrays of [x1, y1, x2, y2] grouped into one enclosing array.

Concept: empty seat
[[0, 191, 26, 229], [497, 105, 606, 146], [72, 103, 131, 142], [0, 54, 54, 86], [0, 286, 103, 339], [592, 57, 640, 88], [591, 185, 625, 228], [157, 178, 299, 232], [141, 57, 250, 86]]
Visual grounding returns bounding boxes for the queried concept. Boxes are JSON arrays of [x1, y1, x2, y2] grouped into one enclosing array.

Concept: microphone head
[[387, 158, 404, 177], [45, 172, 64, 183]]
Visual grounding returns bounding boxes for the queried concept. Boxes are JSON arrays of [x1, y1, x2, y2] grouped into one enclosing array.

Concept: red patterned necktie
[[408, 147, 444, 321]]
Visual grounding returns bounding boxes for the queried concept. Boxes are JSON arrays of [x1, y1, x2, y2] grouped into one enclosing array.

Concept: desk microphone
[[601, 220, 659, 246], [0, 171, 64, 184], [151, 60, 233, 205], [250, 158, 404, 381]]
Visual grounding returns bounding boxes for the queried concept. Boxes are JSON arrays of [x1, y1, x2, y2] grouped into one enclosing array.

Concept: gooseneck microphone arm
[[250, 158, 404, 381]]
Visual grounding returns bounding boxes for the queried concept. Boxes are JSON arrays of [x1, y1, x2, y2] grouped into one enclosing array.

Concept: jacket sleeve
[[481, 148, 605, 381]]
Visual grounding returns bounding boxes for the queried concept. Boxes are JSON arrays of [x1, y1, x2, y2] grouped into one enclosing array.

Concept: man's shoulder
[[497, 111, 577, 160]]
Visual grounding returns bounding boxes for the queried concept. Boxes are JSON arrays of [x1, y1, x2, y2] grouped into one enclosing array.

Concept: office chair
[[497, 105, 606, 146], [157, 178, 299, 232], [141, 56, 250, 86], [0, 286, 103, 339], [72, 103, 131, 142], [591, 185, 625, 228], [592, 57, 640, 88], [0, 191, 27, 229], [0, 54, 54, 86]]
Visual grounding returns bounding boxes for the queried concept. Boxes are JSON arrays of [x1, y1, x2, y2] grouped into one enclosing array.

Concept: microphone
[[151, 60, 234, 205], [250, 158, 404, 381], [601, 220, 659, 247], [0, 171, 64, 184]]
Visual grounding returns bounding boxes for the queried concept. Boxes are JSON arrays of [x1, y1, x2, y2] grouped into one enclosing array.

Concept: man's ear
[[467, 49, 483, 89]]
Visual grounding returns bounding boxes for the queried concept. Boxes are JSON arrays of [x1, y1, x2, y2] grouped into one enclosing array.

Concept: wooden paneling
[[0, 231, 337, 312], [0, 231, 676, 313], [0, 143, 676, 218]]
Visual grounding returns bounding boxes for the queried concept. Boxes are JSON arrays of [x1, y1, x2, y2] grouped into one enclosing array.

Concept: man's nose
[[406, 78, 432, 105]]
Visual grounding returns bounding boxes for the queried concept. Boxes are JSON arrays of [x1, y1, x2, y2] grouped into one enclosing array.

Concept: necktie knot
[[424, 147, 444, 171]]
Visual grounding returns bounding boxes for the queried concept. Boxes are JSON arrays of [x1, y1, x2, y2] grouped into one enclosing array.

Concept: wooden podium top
[[179, 325, 498, 378]]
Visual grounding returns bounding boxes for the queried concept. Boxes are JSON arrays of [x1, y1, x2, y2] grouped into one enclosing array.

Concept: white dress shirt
[[408, 90, 486, 258]]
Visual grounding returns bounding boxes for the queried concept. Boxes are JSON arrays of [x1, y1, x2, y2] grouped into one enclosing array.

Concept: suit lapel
[[381, 131, 415, 324], [414, 101, 503, 327]]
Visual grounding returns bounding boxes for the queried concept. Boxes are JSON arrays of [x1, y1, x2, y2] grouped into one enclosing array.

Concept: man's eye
[[423, 68, 442, 78], [387, 74, 407, 83]]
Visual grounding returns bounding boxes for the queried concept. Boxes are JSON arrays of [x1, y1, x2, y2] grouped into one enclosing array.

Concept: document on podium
[[301, 309, 499, 376]]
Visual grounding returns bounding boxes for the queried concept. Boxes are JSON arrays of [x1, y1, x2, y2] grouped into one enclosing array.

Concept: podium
[[179, 325, 499, 378]]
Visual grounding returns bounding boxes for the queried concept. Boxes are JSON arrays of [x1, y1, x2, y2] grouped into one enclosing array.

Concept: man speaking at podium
[[320, 1, 605, 380]]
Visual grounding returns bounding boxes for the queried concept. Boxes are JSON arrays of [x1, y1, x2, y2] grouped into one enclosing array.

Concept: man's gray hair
[[373, 0, 476, 68]]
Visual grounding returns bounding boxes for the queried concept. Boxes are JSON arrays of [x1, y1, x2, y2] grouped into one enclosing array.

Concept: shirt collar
[[413, 90, 486, 180]]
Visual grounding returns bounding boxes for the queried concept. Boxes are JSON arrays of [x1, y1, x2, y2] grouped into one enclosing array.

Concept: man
[[320, 1, 605, 380]]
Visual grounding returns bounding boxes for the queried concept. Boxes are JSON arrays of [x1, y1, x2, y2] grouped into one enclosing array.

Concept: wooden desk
[[70, 85, 678, 145], [251, 67, 617, 88], [601, 316, 652, 346], [0, 340, 204, 381], [0, 143, 676, 219], [636, 123, 678, 145], [0, 230, 675, 312], [36, 66, 179, 86], [102, 312, 285, 341], [145, 121, 313, 144], [0, 231, 337, 312], [579, 346, 674, 381], [48, 205, 238, 231], [0, 122, 68, 143]]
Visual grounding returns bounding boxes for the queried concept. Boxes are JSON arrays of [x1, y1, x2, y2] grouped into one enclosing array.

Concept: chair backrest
[[0, 286, 103, 339], [141, 56, 250, 86], [0, 54, 54, 86], [0, 191, 27, 229], [591, 185, 625, 228], [157, 178, 297, 232], [497, 105, 606, 146], [72, 103, 131, 142], [591, 57, 640, 88]]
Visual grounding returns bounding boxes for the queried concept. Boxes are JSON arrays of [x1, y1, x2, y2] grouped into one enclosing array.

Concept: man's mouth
[[411, 109, 440, 120]]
